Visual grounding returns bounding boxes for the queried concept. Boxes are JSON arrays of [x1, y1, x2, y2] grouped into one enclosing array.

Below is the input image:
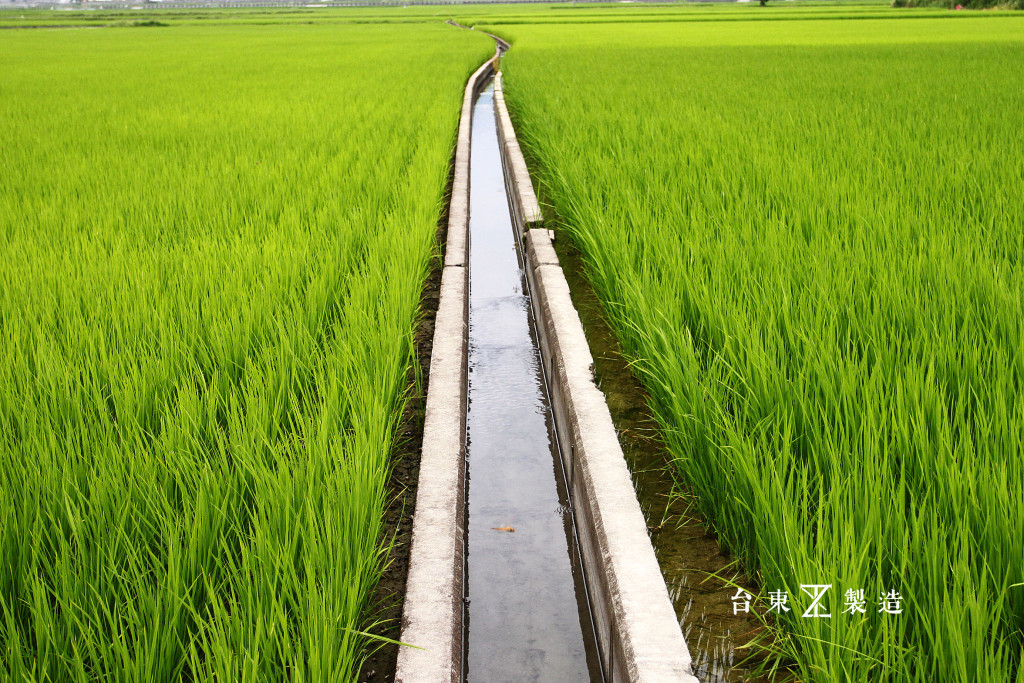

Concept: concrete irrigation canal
[[395, 36, 697, 683], [464, 80, 602, 681]]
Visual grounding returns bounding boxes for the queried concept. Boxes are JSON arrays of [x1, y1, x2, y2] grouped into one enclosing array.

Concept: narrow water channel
[[464, 81, 603, 682]]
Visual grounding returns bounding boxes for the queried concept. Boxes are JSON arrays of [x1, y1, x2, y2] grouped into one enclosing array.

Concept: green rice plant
[[0, 22, 493, 681], [498, 14, 1024, 682]]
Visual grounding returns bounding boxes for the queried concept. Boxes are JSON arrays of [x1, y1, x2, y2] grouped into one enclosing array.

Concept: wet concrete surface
[[464, 82, 602, 683]]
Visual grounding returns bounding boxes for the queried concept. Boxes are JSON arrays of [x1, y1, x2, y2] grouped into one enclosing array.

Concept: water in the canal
[[463, 81, 602, 683]]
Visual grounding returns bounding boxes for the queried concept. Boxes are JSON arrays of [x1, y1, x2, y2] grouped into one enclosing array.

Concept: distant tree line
[[892, 0, 1022, 8]]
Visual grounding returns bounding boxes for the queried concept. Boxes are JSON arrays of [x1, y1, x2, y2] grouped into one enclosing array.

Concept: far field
[[488, 6, 1024, 681]]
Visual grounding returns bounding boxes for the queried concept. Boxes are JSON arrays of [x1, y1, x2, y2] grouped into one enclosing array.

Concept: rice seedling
[[497, 13, 1024, 682], [0, 22, 493, 681]]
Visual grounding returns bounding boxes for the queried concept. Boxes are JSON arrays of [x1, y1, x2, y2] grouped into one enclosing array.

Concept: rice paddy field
[[0, 20, 492, 680], [3, 1, 1023, 681], [487, 7, 1024, 682]]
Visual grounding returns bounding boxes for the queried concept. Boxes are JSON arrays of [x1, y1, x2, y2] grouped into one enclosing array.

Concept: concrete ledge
[[394, 48, 499, 683], [494, 71, 698, 683], [493, 73, 543, 231]]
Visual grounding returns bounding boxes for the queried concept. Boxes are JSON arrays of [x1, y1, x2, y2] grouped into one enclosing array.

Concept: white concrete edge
[[493, 71, 698, 682], [394, 49, 499, 683], [492, 72, 543, 229], [529, 234, 697, 682]]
